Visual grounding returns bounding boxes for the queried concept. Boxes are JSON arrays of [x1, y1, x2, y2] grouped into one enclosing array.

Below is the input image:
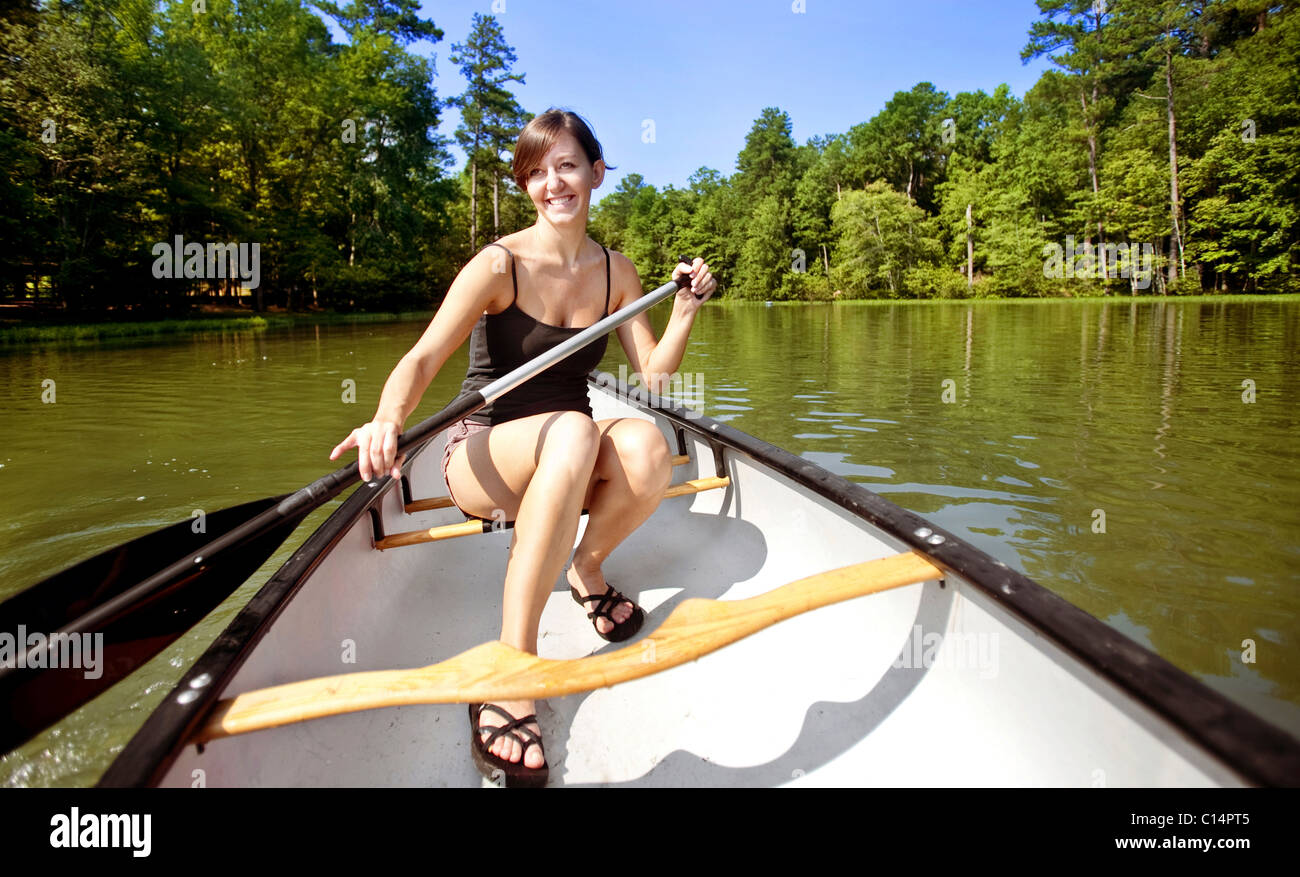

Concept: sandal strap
[[479, 722, 541, 753], [583, 586, 626, 621], [476, 704, 542, 752]]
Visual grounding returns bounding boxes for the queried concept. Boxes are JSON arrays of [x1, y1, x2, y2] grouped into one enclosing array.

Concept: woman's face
[[524, 131, 604, 224]]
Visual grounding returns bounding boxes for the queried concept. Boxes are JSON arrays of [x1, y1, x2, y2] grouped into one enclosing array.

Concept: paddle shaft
[[9, 269, 693, 673]]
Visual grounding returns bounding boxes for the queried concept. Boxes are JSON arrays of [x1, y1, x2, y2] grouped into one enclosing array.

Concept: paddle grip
[[676, 254, 706, 300]]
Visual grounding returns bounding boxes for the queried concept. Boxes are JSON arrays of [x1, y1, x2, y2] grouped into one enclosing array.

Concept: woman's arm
[[372, 251, 505, 425], [611, 253, 716, 395], [330, 248, 508, 480]]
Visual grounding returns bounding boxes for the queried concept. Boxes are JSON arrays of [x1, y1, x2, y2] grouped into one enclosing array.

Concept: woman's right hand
[[330, 420, 405, 482]]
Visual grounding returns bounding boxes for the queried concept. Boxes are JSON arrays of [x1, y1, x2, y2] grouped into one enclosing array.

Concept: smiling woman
[[328, 106, 717, 787]]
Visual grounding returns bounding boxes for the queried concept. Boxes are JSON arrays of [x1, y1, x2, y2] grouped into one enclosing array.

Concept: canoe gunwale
[[98, 370, 1300, 787]]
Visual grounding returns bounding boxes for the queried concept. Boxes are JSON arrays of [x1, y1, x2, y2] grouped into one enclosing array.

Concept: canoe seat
[[375, 470, 730, 550], [403, 454, 693, 515]]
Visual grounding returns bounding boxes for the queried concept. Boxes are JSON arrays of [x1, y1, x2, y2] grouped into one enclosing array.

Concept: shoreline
[[3, 293, 1296, 347], [0, 309, 436, 346]]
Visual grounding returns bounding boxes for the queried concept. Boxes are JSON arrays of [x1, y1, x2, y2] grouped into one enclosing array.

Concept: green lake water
[[1, 298, 1297, 785]]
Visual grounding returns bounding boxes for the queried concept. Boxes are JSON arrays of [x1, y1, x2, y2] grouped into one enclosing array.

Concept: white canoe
[[100, 372, 1300, 787]]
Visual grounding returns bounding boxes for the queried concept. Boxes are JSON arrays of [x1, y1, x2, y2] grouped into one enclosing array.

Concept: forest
[[1, 0, 1296, 316]]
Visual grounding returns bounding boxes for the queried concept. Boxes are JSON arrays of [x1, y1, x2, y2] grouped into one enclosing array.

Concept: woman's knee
[[536, 410, 600, 469], [608, 420, 672, 490]]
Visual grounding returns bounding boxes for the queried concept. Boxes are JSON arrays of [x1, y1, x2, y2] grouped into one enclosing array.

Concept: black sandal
[[570, 582, 645, 643], [468, 703, 548, 788]]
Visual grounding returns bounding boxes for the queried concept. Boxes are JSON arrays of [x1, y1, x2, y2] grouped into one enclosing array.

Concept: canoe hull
[[101, 373, 1298, 787]]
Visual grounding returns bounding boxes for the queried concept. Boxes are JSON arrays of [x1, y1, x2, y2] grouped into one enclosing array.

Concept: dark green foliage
[[0, 0, 452, 314]]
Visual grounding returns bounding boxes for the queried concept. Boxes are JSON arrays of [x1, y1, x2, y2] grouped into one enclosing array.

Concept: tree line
[[0, 0, 526, 315], [1, 1, 1296, 317], [595, 0, 1299, 299]]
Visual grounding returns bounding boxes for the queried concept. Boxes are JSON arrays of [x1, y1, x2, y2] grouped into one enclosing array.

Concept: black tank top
[[460, 242, 611, 425]]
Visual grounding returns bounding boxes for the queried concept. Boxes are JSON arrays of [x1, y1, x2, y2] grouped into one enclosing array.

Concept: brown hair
[[512, 108, 615, 190]]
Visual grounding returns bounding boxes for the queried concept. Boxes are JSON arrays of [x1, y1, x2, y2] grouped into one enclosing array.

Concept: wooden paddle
[[0, 261, 700, 753], [195, 551, 943, 742]]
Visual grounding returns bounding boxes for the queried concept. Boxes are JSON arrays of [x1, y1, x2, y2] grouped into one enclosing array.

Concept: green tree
[[1023, 0, 1125, 276], [830, 182, 943, 298], [791, 134, 849, 283], [590, 172, 646, 254], [449, 13, 525, 252], [311, 0, 442, 44], [845, 82, 949, 209], [732, 194, 791, 300], [734, 107, 798, 205], [680, 168, 742, 296], [1180, 3, 1299, 291]]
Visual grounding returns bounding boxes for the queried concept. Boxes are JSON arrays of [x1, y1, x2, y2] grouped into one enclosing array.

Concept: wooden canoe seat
[[404, 454, 693, 514], [375, 473, 730, 550]]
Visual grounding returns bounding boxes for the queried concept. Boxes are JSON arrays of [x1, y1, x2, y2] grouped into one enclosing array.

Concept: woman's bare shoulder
[[449, 245, 516, 314], [604, 248, 641, 308], [491, 230, 531, 257], [602, 245, 634, 266]]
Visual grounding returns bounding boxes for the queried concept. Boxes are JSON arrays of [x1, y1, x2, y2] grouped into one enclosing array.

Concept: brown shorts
[[441, 417, 491, 512]]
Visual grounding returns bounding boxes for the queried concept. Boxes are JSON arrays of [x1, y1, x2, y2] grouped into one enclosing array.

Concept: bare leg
[[445, 410, 600, 767], [566, 418, 673, 633], [501, 419, 599, 650]]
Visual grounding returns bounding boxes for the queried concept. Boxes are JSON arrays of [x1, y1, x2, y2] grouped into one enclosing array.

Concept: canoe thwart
[[661, 475, 729, 500], [193, 550, 943, 743], [403, 454, 693, 514], [379, 476, 731, 550]]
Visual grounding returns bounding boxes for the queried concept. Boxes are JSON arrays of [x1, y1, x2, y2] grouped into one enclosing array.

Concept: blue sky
[[410, 0, 1056, 192]]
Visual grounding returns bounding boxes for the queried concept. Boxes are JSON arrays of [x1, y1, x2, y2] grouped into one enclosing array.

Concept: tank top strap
[[483, 242, 518, 304], [601, 245, 610, 316]]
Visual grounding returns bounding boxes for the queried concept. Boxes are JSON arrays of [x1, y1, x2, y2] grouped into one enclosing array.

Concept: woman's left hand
[[672, 258, 716, 308]]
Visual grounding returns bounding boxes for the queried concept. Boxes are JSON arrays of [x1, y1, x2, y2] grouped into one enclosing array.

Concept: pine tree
[[1023, 0, 1120, 277], [449, 13, 525, 252]]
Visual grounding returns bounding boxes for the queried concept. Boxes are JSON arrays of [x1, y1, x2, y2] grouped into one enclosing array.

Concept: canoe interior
[[117, 376, 1263, 788]]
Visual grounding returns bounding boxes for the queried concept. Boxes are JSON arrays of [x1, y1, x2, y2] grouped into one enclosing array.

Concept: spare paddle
[[194, 552, 943, 742], [0, 260, 700, 753], [0, 495, 313, 753]]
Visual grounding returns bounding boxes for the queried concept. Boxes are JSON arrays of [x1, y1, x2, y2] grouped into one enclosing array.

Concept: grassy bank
[[0, 310, 436, 346]]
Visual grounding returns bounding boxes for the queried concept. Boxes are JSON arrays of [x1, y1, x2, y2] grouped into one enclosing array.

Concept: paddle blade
[[0, 495, 309, 753]]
